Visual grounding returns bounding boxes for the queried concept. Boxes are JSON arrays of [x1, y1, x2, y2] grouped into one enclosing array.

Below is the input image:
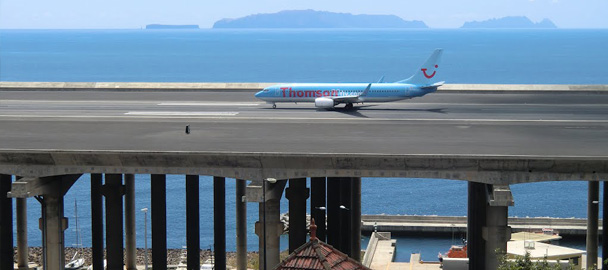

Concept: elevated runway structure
[[0, 82, 607, 270]]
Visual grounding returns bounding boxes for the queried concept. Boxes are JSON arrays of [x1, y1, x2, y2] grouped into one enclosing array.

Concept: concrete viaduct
[[0, 82, 607, 270]]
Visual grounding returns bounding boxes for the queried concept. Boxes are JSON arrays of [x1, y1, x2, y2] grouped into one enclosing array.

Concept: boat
[[65, 252, 85, 270], [438, 245, 468, 262], [200, 258, 214, 270], [438, 240, 468, 262], [65, 199, 85, 270]]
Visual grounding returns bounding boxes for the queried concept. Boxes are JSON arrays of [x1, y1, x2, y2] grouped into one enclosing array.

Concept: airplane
[[254, 49, 443, 109]]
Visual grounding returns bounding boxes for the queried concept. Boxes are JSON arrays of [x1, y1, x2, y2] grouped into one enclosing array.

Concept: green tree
[[496, 249, 575, 270]]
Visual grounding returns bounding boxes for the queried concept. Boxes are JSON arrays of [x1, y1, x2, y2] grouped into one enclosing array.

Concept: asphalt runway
[[0, 90, 607, 156]]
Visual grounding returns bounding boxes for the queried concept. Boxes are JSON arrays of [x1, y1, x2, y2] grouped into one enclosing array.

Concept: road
[[0, 90, 606, 156]]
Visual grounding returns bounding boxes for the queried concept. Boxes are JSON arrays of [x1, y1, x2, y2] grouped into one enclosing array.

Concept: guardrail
[[1, 82, 607, 92]]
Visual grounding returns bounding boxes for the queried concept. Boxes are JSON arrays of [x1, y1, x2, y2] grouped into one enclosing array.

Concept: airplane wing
[[331, 83, 371, 103]]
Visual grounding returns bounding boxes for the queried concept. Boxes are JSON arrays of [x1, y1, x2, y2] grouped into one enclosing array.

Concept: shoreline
[[14, 247, 261, 269]]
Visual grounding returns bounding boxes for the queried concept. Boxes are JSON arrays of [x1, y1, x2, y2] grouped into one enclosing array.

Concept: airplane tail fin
[[397, 49, 443, 85]]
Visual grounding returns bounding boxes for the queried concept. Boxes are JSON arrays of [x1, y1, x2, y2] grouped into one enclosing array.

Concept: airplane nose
[[254, 91, 263, 97]]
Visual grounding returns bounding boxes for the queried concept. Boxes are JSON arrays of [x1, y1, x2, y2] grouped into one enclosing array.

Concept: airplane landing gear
[[345, 103, 354, 110], [272, 103, 276, 109]]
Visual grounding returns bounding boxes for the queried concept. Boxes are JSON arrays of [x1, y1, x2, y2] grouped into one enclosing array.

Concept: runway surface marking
[[157, 102, 260, 106], [1, 114, 607, 123], [124, 111, 239, 116]]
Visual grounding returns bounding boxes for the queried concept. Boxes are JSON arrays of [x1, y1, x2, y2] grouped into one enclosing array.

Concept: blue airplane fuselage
[[255, 83, 435, 103], [254, 49, 444, 109]]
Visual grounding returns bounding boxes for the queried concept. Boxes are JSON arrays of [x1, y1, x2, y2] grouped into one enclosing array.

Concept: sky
[[0, 0, 607, 29]]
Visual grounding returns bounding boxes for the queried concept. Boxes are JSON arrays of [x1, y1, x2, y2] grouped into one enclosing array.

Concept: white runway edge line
[[158, 102, 260, 106], [125, 111, 239, 116]]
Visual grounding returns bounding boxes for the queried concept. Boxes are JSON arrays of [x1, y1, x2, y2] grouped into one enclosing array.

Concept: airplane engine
[[314, 97, 335, 108]]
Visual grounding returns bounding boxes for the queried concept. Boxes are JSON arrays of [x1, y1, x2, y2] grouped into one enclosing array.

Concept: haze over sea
[[1, 29, 607, 261]]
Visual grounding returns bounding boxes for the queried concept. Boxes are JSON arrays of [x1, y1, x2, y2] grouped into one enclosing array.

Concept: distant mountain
[[461, 16, 557, 29], [213, 10, 427, 29], [146, 24, 199, 30]]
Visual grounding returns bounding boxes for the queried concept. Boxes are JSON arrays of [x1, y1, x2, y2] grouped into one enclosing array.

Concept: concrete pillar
[[255, 180, 286, 270], [214, 176, 226, 270], [483, 185, 513, 270], [350, 177, 362, 262], [90, 174, 104, 270], [467, 182, 486, 270], [104, 174, 124, 270], [186, 175, 200, 270], [124, 174, 136, 270], [42, 191, 67, 270], [286, 178, 309, 253], [310, 177, 326, 242], [340, 178, 352, 256], [34, 175, 80, 270], [484, 206, 509, 269], [17, 197, 29, 270], [603, 181, 608, 270], [587, 181, 599, 269], [236, 179, 247, 270], [151, 174, 167, 270], [0, 174, 13, 270], [326, 178, 341, 248]]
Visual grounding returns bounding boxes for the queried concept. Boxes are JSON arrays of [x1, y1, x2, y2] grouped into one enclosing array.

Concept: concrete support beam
[[90, 174, 104, 270], [603, 181, 608, 270], [236, 179, 247, 270], [350, 177, 362, 262], [186, 175, 200, 270], [483, 185, 513, 270], [310, 177, 326, 242], [326, 178, 341, 249], [286, 178, 309, 253], [104, 174, 124, 270], [17, 197, 29, 270], [340, 178, 352, 257], [587, 181, 599, 270], [0, 174, 13, 270], [467, 182, 487, 270], [255, 180, 286, 270], [124, 174, 136, 270], [9, 175, 80, 199], [151, 174, 167, 270], [214, 176, 226, 270]]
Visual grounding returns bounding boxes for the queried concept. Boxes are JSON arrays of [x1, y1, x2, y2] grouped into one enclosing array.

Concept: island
[[461, 16, 557, 29], [146, 24, 199, 30], [213, 10, 427, 29]]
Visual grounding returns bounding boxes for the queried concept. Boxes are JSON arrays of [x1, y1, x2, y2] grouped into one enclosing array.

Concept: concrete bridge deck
[[0, 83, 607, 183]]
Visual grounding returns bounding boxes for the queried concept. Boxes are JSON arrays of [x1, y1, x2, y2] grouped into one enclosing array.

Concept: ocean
[[1, 29, 607, 84], [1, 29, 607, 261]]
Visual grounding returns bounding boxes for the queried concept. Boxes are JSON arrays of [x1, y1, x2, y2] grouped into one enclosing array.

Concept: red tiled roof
[[274, 239, 370, 270]]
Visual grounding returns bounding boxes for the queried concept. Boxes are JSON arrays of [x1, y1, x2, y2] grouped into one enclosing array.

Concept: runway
[[1, 90, 607, 156]]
